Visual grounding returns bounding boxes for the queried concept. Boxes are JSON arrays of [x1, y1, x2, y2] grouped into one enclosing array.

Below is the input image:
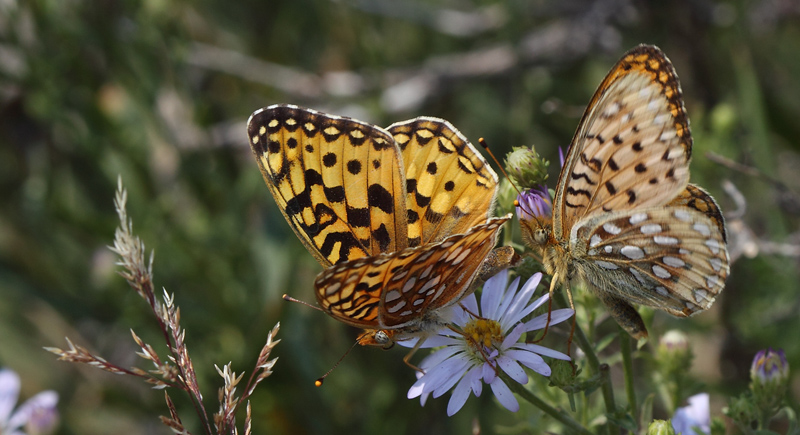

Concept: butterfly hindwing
[[314, 216, 511, 329], [575, 205, 729, 317]]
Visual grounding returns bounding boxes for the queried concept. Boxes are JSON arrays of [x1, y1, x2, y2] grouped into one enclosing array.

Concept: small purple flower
[[403, 271, 572, 416], [516, 186, 552, 222], [672, 393, 710, 435], [0, 369, 59, 435]]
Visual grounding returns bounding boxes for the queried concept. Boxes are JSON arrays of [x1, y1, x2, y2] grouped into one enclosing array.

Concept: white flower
[[672, 393, 710, 435], [0, 369, 59, 435], [404, 271, 573, 416]]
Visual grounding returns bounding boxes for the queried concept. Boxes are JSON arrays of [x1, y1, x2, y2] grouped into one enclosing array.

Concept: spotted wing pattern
[[554, 45, 692, 240], [667, 183, 727, 242], [249, 105, 507, 344], [574, 206, 729, 317], [248, 105, 408, 267], [315, 216, 510, 331], [388, 118, 498, 247], [519, 45, 729, 338]]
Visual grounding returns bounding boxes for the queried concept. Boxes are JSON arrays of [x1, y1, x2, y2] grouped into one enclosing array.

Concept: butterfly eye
[[534, 228, 548, 245], [373, 331, 394, 349]]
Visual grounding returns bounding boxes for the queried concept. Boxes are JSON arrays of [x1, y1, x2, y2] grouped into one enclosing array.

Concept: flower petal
[[469, 368, 483, 397], [497, 355, 528, 385], [501, 274, 543, 329], [501, 323, 526, 349], [417, 345, 464, 372], [513, 343, 571, 361], [490, 378, 519, 412], [496, 276, 520, 321], [0, 368, 21, 423], [446, 373, 474, 416], [7, 390, 58, 432], [481, 270, 508, 318], [432, 357, 472, 398], [481, 362, 496, 384], [672, 393, 710, 435], [410, 351, 468, 398], [506, 349, 551, 376], [525, 308, 574, 330]]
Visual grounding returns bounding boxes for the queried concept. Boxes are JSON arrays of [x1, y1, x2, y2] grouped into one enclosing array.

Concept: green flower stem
[[504, 374, 593, 435], [552, 289, 601, 375], [620, 328, 638, 419], [600, 363, 619, 435], [551, 288, 612, 435]]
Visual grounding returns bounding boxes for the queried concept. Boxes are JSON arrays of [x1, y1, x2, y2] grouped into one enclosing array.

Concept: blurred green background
[[2, 0, 799, 433]]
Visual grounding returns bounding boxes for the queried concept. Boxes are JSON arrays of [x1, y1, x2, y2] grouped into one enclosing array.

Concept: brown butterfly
[[517, 45, 730, 339]]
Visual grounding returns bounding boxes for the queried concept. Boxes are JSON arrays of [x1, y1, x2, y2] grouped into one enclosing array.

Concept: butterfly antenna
[[282, 294, 325, 313], [479, 137, 522, 197], [479, 137, 536, 218], [315, 339, 362, 387]]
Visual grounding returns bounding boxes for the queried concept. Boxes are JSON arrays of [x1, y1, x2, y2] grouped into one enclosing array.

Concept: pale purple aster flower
[[0, 369, 59, 435], [404, 271, 572, 416], [672, 393, 710, 435], [516, 186, 552, 222]]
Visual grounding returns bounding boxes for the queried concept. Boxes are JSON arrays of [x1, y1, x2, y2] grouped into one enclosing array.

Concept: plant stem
[[620, 328, 637, 420], [600, 363, 619, 435], [505, 375, 594, 435], [553, 290, 600, 375]]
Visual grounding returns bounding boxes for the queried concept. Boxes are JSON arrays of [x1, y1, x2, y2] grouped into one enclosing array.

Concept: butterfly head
[[357, 329, 396, 350], [516, 186, 553, 248]]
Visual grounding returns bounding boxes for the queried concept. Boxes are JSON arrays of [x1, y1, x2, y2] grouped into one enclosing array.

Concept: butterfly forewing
[[315, 216, 511, 330], [575, 205, 729, 317], [248, 105, 409, 267], [389, 118, 498, 246], [554, 45, 691, 240]]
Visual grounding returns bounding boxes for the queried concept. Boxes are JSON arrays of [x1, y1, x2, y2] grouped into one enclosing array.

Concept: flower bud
[[648, 420, 676, 435], [657, 330, 692, 375], [548, 359, 577, 388], [750, 348, 789, 413], [505, 146, 549, 189]]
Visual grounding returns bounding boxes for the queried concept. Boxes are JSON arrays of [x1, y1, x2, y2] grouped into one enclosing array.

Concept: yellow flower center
[[463, 318, 504, 353]]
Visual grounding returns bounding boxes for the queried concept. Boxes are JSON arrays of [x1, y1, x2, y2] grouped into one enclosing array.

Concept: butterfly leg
[[596, 292, 648, 340], [402, 337, 428, 372], [531, 272, 561, 343]]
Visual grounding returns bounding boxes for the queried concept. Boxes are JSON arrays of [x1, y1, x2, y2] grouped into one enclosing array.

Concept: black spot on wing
[[347, 206, 370, 228], [323, 153, 337, 167], [373, 224, 391, 252], [347, 159, 362, 175], [368, 184, 394, 214]]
